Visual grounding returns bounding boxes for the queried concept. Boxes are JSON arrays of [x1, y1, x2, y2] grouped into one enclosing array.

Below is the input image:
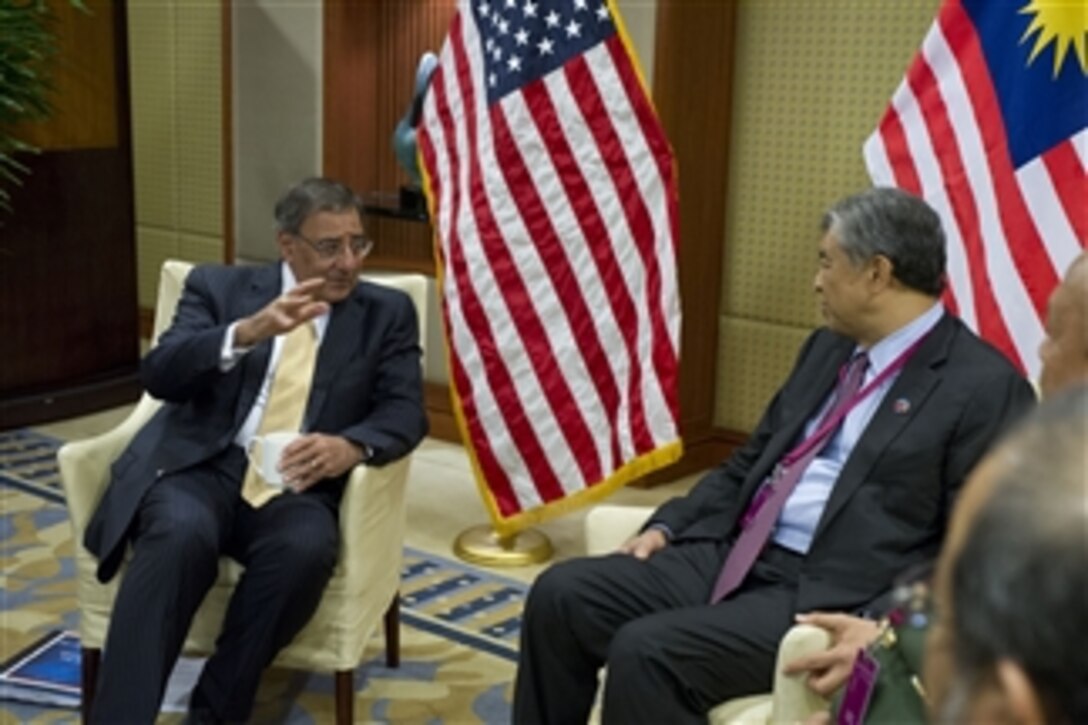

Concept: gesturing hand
[[278, 434, 365, 492], [235, 278, 330, 347]]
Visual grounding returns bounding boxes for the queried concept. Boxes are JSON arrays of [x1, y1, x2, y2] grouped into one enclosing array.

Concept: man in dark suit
[[84, 177, 428, 723], [513, 187, 1035, 724], [777, 251, 1088, 723]]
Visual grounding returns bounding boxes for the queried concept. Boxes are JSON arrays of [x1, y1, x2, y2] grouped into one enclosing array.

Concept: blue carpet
[[0, 428, 524, 723], [0, 429, 65, 504]]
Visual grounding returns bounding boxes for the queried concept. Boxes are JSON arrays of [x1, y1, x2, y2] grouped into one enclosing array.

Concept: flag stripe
[[497, 91, 626, 472], [863, 0, 1088, 379], [425, 19, 560, 512], [1016, 145, 1084, 282], [473, 30, 631, 496], [904, 35, 1022, 366], [448, 10, 577, 503], [925, 13, 1046, 369], [422, 54, 533, 512], [536, 66, 660, 458], [939, 3, 1058, 319], [600, 36, 682, 437], [888, 80, 982, 334], [565, 53, 669, 455], [517, 75, 653, 460], [433, 16, 559, 508], [875, 105, 924, 194], [419, 65, 530, 511], [449, 353, 526, 516], [563, 54, 656, 456], [420, 2, 683, 531], [870, 102, 966, 315], [541, 55, 682, 454], [486, 106, 608, 484], [1041, 138, 1087, 250]]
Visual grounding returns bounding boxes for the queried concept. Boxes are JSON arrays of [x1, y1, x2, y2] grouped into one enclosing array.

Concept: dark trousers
[[89, 447, 339, 724], [513, 539, 802, 725]]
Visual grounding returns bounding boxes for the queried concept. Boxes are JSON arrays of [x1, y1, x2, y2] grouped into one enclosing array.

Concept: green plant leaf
[[0, 0, 87, 215]]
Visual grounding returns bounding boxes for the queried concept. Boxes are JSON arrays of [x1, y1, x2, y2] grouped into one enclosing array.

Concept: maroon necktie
[[710, 352, 870, 603]]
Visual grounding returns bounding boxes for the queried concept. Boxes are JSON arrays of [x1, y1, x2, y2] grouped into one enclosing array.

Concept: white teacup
[[246, 431, 301, 487]]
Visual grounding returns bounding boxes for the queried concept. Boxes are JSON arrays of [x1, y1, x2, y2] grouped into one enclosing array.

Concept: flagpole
[[453, 524, 553, 567]]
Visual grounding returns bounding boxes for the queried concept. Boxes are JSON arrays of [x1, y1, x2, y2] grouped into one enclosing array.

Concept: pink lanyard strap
[[780, 332, 931, 468]]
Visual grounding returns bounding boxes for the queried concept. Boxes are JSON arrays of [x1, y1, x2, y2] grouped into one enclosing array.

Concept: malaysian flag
[[418, 0, 682, 535], [864, 0, 1086, 378]]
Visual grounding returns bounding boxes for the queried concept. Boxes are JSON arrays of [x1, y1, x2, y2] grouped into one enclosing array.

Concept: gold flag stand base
[[453, 524, 554, 567]]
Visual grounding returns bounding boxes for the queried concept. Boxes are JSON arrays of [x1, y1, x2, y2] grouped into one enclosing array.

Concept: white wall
[[616, 0, 657, 89], [233, 1, 323, 261]]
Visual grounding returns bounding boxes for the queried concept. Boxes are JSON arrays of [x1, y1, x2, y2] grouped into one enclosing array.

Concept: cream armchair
[[585, 504, 832, 724], [57, 259, 427, 724]]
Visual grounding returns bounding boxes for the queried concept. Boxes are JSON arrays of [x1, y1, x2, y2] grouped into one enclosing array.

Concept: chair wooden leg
[[81, 646, 100, 724], [334, 670, 353, 725], [384, 593, 400, 668]]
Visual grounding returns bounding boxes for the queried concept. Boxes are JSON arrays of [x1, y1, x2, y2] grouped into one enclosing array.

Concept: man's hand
[[782, 612, 882, 697], [278, 433, 365, 492], [234, 278, 329, 347], [618, 528, 668, 560]]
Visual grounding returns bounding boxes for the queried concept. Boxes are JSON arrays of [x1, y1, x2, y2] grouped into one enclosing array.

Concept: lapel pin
[[893, 398, 911, 414]]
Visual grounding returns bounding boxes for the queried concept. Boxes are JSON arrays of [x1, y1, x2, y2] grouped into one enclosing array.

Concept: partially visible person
[[84, 177, 428, 723], [926, 387, 1088, 724], [1038, 252, 1088, 397], [786, 250, 1088, 721]]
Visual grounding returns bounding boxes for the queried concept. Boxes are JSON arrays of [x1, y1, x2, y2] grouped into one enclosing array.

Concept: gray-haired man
[[514, 187, 1035, 724]]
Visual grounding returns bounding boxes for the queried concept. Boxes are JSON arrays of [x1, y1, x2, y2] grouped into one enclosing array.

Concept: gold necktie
[[241, 323, 318, 507]]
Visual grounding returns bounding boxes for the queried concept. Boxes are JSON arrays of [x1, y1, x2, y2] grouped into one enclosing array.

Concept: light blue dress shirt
[[771, 303, 945, 553]]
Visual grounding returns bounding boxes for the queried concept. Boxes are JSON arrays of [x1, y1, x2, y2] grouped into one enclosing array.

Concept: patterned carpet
[[0, 430, 522, 724]]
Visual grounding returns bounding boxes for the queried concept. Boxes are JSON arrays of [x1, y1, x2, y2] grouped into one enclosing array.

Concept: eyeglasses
[[293, 232, 374, 260]]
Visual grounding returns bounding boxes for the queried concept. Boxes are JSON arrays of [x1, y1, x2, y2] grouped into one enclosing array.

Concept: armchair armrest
[[288, 456, 411, 667], [707, 626, 833, 725], [769, 623, 833, 721], [57, 394, 162, 534], [335, 457, 411, 590], [585, 504, 655, 556]]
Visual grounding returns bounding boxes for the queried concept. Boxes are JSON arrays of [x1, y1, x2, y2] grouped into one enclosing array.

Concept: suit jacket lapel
[[738, 338, 853, 504], [812, 314, 956, 540], [304, 285, 367, 429]]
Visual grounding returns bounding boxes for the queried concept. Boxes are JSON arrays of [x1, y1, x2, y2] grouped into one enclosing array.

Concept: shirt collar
[[862, 301, 944, 375]]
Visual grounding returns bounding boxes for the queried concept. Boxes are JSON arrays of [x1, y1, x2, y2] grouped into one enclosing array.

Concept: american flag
[[418, 0, 682, 535], [864, 0, 1086, 378]]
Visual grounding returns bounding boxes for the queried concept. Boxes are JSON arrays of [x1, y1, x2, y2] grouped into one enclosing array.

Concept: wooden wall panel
[[0, 0, 139, 429], [324, 0, 454, 275], [323, 0, 744, 473], [324, 0, 456, 438], [16, 0, 118, 150], [641, 0, 740, 482]]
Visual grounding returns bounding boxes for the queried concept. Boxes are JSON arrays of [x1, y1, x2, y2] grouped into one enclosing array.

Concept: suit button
[[156, 468, 165, 478]]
